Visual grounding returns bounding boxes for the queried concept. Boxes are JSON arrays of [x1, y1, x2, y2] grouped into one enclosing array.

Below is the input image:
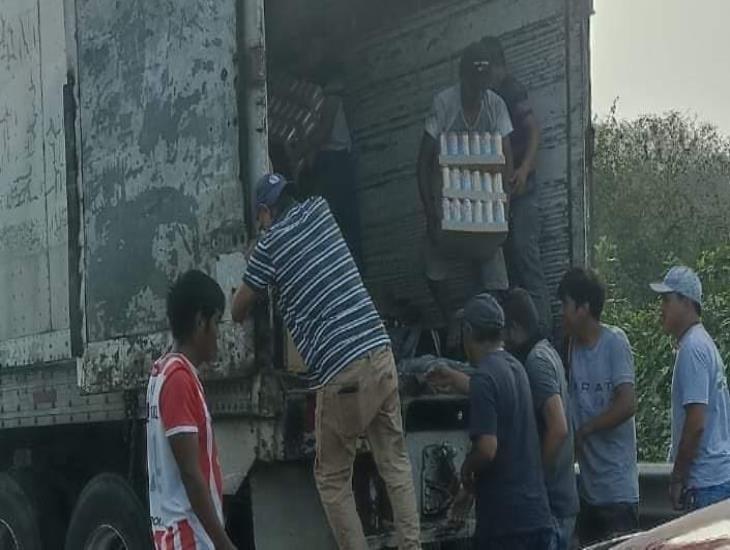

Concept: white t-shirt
[[321, 78, 352, 152], [424, 85, 514, 140]]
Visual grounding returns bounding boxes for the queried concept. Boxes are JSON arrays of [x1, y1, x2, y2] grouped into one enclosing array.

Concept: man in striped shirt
[[232, 174, 421, 550]]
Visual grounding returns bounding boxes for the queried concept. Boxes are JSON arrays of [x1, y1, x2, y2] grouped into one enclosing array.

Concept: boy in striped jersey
[[233, 174, 421, 550], [147, 270, 235, 550]]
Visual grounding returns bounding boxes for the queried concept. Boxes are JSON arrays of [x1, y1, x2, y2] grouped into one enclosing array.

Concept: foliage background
[[591, 108, 730, 460]]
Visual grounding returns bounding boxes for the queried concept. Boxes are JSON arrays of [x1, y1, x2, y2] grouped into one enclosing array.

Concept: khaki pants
[[314, 347, 421, 550]]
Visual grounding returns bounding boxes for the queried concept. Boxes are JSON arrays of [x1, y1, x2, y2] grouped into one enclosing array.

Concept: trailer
[[0, 0, 592, 547]]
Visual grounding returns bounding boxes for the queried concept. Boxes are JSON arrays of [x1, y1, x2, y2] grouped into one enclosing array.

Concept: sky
[[591, 0, 730, 136]]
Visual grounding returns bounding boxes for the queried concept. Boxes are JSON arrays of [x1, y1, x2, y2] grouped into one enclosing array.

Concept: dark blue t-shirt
[[469, 350, 553, 540]]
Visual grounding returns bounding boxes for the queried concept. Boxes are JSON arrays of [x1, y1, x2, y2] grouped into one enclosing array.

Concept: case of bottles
[[437, 131, 509, 235], [267, 73, 325, 172]]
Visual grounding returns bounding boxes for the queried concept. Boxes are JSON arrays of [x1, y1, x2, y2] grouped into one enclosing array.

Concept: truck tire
[[10, 467, 67, 548], [64, 474, 153, 550], [0, 473, 42, 550]]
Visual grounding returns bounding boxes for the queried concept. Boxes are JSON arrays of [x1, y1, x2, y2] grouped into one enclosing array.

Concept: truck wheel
[[10, 467, 67, 548], [64, 474, 153, 550], [0, 473, 42, 550]]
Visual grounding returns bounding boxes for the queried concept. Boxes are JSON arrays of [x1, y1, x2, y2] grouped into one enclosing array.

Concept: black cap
[[480, 36, 506, 66], [460, 41, 492, 75], [458, 293, 505, 330], [256, 173, 289, 208]]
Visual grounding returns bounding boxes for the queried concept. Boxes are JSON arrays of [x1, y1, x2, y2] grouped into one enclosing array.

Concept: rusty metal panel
[[341, 0, 588, 322], [75, 0, 257, 390], [0, 0, 72, 365], [76, 0, 245, 342], [0, 330, 71, 368], [80, 320, 256, 392], [0, 362, 129, 429]]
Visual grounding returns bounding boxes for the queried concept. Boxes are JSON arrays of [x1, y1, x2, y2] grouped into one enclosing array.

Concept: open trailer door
[[73, 0, 259, 392]]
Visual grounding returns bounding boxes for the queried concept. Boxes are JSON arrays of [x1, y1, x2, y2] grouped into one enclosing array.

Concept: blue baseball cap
[[457, 293, 505, 330], [256, 173, 288, 208], [650, 266, 702, 306]]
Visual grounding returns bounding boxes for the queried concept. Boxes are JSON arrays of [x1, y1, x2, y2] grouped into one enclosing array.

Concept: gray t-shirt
[[671, 324, 730, 488], [569, 325, 639, 505], [525, 340, 580, 518]]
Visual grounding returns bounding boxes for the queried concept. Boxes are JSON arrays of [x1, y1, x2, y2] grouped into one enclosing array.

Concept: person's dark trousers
[[576, 501, 639, 547], [476, 528, 557, 550], [505, 173, 552, 337], [312, 150, 364, 272]]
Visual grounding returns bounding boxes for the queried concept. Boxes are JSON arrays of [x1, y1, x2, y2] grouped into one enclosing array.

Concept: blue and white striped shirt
[[243, 197, 390, 388]]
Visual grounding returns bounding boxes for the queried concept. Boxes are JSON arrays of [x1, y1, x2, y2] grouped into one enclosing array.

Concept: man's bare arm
[[417, 132, 438, 224], [502, 135, 515, 185], [426, 366, 470, 395], [519, 112, 540, 175], [461, 434, 498, 492], [578, 382, 636, 438], [541, 394, 569, 471], [169, 434, 236, 550], [231, 282, 260, 324], [672, 403, 706, 484]]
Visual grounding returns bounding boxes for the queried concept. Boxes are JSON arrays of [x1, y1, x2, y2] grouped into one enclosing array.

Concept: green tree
[[593, 108, 730, 304]]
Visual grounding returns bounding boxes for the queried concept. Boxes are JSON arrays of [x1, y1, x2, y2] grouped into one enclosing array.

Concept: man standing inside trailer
[[232, 174, 421, 550], [416, 41, 514, 345], [481, 36, 552, 337]]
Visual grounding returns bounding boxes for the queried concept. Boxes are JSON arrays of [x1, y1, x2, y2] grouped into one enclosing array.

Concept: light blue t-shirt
[[670, 324, 730, 488], [570, 325, 639, 505]]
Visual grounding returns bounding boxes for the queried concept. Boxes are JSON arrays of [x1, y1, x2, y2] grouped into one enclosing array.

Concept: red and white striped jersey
[[146, 353, 223, 550]]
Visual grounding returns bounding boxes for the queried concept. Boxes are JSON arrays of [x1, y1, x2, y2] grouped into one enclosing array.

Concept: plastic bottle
[[451, 168, 461, 191], [484, 200, 494, 223], [462, 170, 472, 191], [483, 172, 493, 193], [442, 167, 451, 190], [493, 173, 505, 223], [448, 132, 459, 156], [440, 133, 448, 156], [442, 198, 452, 222], [474, 200, 483, 223], [451, 198, 462, 222], [493, 173, 504, 193], [470, 132, 481, 157], [481, 132, 492, 155], [472, 171, 482, 192], [494, 198, 505, 224], [460, 132, 470, 156], [463, 199, 472, 223], [493, 133, 503, 157]]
